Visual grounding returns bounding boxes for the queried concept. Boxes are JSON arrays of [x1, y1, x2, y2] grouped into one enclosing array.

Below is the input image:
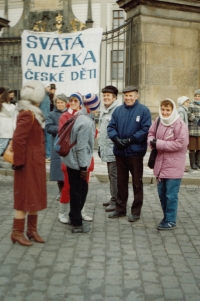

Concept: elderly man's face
[[124, 91, 138, 106]]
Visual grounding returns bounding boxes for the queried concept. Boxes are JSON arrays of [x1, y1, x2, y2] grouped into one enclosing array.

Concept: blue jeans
[[45, 129, 51, 158], [0, 138, 10, 156], [157, 178, 181, 223]]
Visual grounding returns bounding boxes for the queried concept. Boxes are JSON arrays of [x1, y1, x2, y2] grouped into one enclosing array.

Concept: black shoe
[[103, 201, 110, 207], [105, 205, 116, 212], [71, 223, 91, 233], [108, 211, 126, 218], [71, 226, 82, 233], [128, 214, 140, 222]]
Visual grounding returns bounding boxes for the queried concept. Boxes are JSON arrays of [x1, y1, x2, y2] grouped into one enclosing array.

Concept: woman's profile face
[[161, 105, 173, 118], [56, 99, 66, 111]]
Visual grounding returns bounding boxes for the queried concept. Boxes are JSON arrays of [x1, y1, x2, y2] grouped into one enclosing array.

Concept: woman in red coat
[[11, 80, 47, 246]]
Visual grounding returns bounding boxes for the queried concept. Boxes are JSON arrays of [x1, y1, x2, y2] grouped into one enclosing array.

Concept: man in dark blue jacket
[[107, 86, 151, 222]]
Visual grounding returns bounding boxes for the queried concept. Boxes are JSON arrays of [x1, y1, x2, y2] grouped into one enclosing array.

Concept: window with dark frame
[[113, 10, 124, 29], [111, 50, 124, 80], [10, 56, 21, 67]]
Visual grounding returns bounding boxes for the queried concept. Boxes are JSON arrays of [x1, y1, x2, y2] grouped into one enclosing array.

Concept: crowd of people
[[0, 81, 200, 246]]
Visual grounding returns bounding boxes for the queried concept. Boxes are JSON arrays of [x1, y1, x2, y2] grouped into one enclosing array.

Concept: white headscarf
[[159, 98, 180, 126]]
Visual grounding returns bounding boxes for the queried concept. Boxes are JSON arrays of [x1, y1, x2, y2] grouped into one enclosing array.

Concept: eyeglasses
[[69, 99, 79, 103]]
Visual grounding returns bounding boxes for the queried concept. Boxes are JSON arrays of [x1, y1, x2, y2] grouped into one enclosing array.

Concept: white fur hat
[[177, 96, 189, 106], [20, 80, 45, 104]]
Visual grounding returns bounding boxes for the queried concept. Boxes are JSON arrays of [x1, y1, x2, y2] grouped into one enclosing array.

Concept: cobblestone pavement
[[0, 174, 200, 301]]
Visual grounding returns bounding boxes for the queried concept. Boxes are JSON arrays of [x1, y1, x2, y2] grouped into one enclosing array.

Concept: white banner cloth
[[21, 28, 103, 96]]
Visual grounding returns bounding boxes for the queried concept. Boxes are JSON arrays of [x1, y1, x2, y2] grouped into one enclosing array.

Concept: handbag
[[147, 117, 160, 169], [3, 140, 14, 164], [3, 111, 35, 165]]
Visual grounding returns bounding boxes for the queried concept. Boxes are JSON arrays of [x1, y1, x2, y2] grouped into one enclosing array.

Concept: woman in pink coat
[[148, 98, 189, 230]]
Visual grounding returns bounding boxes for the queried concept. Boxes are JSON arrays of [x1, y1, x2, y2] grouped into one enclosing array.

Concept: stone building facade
[[117, 0, 200, 115]]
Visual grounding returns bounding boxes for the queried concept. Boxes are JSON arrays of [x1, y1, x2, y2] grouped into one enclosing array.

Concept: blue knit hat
[[84, 93, 100, 111], [69, 92, 82, 105]]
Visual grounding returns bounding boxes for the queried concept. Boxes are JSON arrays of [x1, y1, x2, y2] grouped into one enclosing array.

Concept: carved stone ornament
[[30, 11, 69, 33], [70, 19, 86, 32]]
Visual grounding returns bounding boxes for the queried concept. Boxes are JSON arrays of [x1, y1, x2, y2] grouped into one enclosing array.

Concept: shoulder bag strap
[[155, 117, 160, 138]]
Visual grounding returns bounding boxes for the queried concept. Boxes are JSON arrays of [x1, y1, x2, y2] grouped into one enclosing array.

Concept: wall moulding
[[116, 0, 200, 14]]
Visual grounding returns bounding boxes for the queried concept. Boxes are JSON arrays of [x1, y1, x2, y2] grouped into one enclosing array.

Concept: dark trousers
[[67, 167, 88, 226], [116, 156, 144, 216], [107, 161, 118, 204]]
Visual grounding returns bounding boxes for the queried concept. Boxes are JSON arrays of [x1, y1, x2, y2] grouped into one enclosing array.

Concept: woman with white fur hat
[[11, 80, 47, 246]]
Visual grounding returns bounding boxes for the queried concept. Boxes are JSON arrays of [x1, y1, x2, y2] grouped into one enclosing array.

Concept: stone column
[[3, 0, 9, 36], [86, 0, 93, 29], [117, 0, 200, 115], [63, 0, 76, 31]]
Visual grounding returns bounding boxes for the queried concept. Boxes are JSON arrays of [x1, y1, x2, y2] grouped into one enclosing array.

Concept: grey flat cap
[[122, 86, 138, 93]]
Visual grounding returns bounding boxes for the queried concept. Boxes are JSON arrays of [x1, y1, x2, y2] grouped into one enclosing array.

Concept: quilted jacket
[[148, 117, 189, 179]]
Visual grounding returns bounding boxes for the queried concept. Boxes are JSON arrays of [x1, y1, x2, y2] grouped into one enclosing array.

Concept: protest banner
[[21, 27, 103, 96]]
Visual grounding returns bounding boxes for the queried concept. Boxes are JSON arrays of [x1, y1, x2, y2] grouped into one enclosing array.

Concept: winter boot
[[26, 215, 45, 243], [58, 203, 69, 224], [189, 152, 198, 170], [11, 218, 33, 246], [195, 151, 200, 168], [81, 204, 93, 221]]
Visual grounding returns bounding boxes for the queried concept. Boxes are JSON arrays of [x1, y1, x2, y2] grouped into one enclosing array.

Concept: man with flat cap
[[98, 85, 119, 212], [107, 86, 151, 222]]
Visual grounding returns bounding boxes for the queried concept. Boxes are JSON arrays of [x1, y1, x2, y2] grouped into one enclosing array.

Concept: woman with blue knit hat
[[61, 92, 100, 233], [58, 92, 96, 230]]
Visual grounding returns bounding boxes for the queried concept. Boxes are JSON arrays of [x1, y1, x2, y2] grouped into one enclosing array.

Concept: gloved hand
[[98, 147, 101, 158], [150, 139, 157, 149], [121, 138, 131, 147], [194, 118, 199, 124], [114, 137, 126, 149], [80, 170, 88, 181], [12, 164, 24, 170], [197, 120, 200, 126]]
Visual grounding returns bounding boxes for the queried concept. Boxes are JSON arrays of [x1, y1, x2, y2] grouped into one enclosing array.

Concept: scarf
[[17, 100, 45, 128], [159, 98, 180, 126]]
